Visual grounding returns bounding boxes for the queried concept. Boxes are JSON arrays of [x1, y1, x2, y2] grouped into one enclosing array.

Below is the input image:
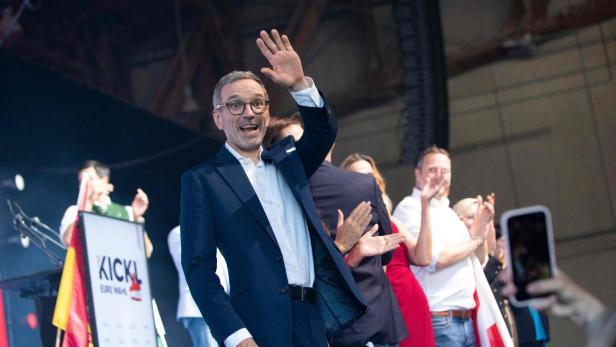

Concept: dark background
[[0, 51, 220, 346]]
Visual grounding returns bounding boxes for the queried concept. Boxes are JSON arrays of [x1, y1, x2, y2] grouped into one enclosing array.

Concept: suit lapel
[[214, 147, 279, 248], [269, 138, 324, 240], [267, 137, 303, 190]]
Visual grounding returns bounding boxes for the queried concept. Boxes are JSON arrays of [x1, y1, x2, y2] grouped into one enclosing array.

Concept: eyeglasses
[[215, 99, 270, 115]]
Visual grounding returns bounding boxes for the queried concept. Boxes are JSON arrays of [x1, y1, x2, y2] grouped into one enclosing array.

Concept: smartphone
[[500, 205, 557, 307]]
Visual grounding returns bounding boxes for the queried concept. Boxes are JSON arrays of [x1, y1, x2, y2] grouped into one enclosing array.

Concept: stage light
[[26, 312, 38, 329], [1, 174, 25, 191], [20, 232, 30, 248]]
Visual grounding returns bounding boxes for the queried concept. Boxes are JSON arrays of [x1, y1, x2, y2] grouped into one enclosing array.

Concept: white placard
[[80, 212, 156, 347]]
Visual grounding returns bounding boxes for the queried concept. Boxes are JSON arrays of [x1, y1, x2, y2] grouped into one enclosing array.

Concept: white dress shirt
[[223, 78, 323, 347], [225, 143, 315, 287], [393, 188, 476, 311], [168, 226, 230, 319]]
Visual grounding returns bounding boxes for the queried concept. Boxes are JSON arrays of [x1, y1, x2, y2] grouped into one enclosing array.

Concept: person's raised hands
[[256, 29, 309, 91], [470, 194, 495, 240], [334, 201, 372, 254], [345, 225, 404, 268], [499, 271, 605, 326], [131, 188, 149, 222], [420, 174, 445, 202]]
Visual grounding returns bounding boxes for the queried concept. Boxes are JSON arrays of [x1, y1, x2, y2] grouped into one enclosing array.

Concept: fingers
[[348, 201, 368, 218], [386, 233, 405, 246], [260, 67, 278, 83], [271, 29, 285, 50], [281, 34, 294, 51], [527, 295, 558, 311], [135, 188, 149, 203], [357, 204, 372, 228], [79, 171, 92, 182], [337, 209, 344, 229], [257, 29, 289, 57], [366, 224, 379, 237], [484, 201, 495, 218], [348, 201, 372, 228], [488, 192, 495, 205], [526, 275, 565, 297], [476, 195, 484, 207], [259, 30, 280, 53], [428, 176, 441, 190], [358, 225, 378, 241], [378, 233, 404, 253], [255, 38, 274, 61]]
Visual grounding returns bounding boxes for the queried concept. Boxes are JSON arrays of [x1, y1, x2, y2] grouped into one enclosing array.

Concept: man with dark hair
[[59, 160, 153, 256], [393, 145, 494, 347], [180, 29, 366, 347], [267, 114, 408, 347]]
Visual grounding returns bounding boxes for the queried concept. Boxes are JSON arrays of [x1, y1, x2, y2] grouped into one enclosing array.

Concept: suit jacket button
[[276, 255, 283, 262], [280, 286, 289, 294]]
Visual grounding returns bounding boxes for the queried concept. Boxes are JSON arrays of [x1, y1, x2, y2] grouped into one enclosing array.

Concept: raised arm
[[470, 194, 494, 264], [256, 29, 309, 92], [258, 29, 335, 180], [131, 188, 153, 257], [435, 195, 493, 270], [394, 174, 443, 266]]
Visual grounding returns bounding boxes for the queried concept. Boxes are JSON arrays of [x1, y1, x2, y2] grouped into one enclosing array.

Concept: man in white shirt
[[168, 226, 230, 347], [393, 145, 493, 347]]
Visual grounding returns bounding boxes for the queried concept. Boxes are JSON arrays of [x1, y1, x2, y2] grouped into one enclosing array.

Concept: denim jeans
[[179, 317, 218, 347], [432, 316, 476, 347]]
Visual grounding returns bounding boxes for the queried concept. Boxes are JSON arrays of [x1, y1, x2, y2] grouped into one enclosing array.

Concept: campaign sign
[[79, 212, 156, 347]]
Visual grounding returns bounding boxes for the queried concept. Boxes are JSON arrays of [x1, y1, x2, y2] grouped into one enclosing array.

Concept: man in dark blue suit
[[180, 29, 366, 347], [266, 115, 408, 347]]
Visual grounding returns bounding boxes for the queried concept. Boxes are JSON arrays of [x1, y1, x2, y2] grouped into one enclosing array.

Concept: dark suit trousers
[[291, 300, 328, 347]]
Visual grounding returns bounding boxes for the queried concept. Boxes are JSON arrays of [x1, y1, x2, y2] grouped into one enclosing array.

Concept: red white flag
[[470, 256, 514, 347], [52, 174, 91, 347]]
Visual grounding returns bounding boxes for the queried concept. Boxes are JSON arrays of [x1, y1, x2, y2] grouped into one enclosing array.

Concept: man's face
[[79, 167, 113, 198], [415, 153, 451, 198], [459, 204, 478, 231], [213, 79, 270, 156]]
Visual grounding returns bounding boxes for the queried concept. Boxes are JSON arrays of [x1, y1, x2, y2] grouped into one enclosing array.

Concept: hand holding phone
[[500, 205, 557, 306]]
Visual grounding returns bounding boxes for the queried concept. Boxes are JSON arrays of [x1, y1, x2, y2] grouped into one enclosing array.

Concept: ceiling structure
[[1, 0, 615, 133]]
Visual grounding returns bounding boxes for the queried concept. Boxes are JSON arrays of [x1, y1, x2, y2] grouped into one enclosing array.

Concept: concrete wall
[[334, 5, 616, 347], [125, 2, 615, 345]]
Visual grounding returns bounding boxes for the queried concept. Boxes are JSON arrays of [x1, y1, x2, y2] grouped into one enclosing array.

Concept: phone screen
[[507, 211, 553, 302]]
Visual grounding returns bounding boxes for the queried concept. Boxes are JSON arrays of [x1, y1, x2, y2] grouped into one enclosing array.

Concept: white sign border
[[79, 212, 156, 347]]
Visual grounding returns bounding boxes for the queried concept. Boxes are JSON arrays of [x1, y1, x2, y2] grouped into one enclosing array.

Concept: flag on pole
[[471, 256, 515, 347], [52, 174, 91, 347]]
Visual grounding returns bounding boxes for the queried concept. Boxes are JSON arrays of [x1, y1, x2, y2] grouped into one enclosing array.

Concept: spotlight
[[20, 232, 30, 248], [1, 174, 25, 191]]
